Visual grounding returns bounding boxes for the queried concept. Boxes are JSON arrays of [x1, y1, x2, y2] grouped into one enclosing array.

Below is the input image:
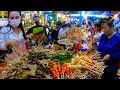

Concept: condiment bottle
[[25, 39, 32, 50]]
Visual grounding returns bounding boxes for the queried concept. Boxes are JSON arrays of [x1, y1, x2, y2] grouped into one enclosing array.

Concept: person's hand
[[91, 38, 96, 44], [26, 33, 34, 39], [26, 34, 38, 41], [103, 54, 110, 62], [6, 40, 21, 47], [49, 32, 51, 35]]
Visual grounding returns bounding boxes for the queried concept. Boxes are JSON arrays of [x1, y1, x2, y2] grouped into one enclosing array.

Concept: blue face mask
[[9, 19, 21, 27]]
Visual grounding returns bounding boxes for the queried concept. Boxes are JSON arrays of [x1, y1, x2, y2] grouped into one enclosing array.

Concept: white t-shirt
[[93, 31, 103, 42], [58, 27, 70, 38], [58, 28, 67, 38], [0, 26, 25, 50], [46, 28, 49, 35], [0, 26, 26, 59]]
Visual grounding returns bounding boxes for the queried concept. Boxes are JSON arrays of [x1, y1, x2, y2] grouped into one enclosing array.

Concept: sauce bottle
[[25, 39, 32, 50]]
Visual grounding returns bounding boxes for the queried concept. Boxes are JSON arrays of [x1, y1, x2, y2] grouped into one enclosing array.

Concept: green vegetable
[[60, 36, 67, 39], [59, 52, 68, 56], [72, 36, 77, 38], [81, 69, 86, 73], [61, 58, 72, 65], [51, 51, 73, 64]]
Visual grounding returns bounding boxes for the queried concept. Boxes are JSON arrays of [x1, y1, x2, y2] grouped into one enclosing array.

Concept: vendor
[[97, 18, 120, 79], [26, 16, 49, 46], [0, 11, 27, 58]]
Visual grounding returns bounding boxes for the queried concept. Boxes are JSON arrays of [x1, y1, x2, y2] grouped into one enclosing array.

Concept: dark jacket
[[97, 33, 120, 79], [51, 28, 61, 40], [26, 24, 49, 45]]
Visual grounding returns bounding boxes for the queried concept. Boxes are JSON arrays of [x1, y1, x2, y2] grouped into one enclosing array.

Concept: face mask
[[9, 19, 21, 27], [0, 19, 8, 26]]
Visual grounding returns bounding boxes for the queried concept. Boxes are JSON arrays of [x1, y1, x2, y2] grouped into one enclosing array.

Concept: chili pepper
[[65, 67, 70, 75], [52, 70, 57, 79], [57, 64, 61, 74], [90, 63, 94, 66], [54, 66, 60, 77], [50, 68, 56, 78], [69, 69, 73, 76], [50, 67, 60, 79], [62, 66, 66, 74]]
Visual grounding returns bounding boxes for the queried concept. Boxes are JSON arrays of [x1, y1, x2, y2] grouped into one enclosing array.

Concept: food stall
[[2, 11, 119, 79], [0, 26, 107, 79]]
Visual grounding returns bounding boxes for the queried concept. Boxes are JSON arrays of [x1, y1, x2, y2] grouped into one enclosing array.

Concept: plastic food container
[[81, 48, 87, 52]]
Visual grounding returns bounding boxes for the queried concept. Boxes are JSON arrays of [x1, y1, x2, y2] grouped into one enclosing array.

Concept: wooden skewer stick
[[38, 40, 43, 47], [7, 54, 14, 60], [12, 46, 23, 56]]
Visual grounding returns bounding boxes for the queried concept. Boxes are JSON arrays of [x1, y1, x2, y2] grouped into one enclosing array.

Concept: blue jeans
[[48, 35, 55, 44]]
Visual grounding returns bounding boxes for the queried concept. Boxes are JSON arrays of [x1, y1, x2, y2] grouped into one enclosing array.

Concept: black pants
[[102, 67, 118, 79]]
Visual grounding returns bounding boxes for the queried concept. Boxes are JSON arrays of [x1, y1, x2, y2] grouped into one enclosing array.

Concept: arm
[[26, 28, 35, 39], [58, 30, 61, 39], [64, 27, 70, 33]]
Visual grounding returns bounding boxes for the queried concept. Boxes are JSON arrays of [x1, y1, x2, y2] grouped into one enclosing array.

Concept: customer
[[49, 21, 62, 43], [97, 18, 120, 79], [86, 21, 95, 37], [58, 24, 68, 39], [26, 16, 49, 46], [92, 22, 103, 46], [0, 11, 27, 58], [44, 23, 51, 40]]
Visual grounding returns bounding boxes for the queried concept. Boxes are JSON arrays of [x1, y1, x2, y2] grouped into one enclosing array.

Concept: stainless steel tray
[[58, 39, 78, 45]]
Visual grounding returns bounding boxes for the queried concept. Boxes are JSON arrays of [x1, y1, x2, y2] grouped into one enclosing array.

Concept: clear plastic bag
[[8, 39, 26, 60]]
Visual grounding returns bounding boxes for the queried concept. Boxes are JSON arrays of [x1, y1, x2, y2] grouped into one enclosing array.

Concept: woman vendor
[[97, 18, 120, 79], [0, 11, 27, 59]]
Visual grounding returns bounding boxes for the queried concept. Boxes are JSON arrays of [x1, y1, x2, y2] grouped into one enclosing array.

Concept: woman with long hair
[[0, 11, 27, 59]]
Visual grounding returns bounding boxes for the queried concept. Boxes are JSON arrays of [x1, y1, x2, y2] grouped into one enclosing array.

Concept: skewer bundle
[[68, 54, 107, 79]]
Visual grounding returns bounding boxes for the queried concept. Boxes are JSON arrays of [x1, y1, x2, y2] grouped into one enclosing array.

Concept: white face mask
[[9, 19, 21, 27], [0, 18, 8, 26]]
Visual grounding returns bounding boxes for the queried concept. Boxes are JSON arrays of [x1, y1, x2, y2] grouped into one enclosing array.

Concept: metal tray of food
[[80, 71, 95, 79], [58, 39, 78, 45]]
